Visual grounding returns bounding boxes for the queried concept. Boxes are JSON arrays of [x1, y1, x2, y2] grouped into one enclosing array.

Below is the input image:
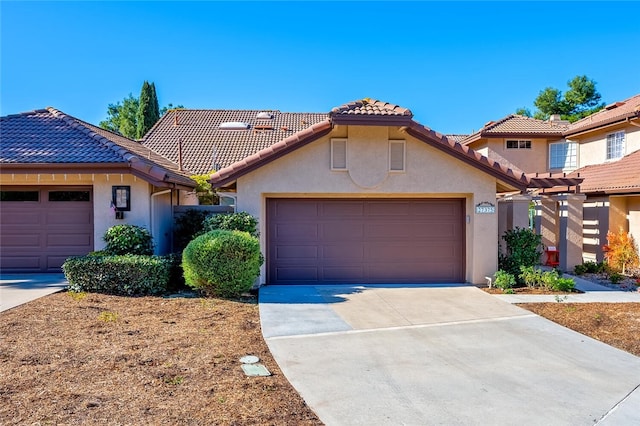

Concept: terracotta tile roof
[[565, 93, 640, 136], [142, 109, 329, 175], [567, 149, 640, 194], [446, 134, 470, 144], [462, 114, 567, 145], [208, 99, 542, 192], [330, 99, 412, 117], [0, 108, 195, 188]]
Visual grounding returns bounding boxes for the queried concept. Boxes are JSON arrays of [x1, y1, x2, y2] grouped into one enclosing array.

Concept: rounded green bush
[[182, 230, 263, 298], [203, 212, 259, 237], [103, 224, 154, 255]]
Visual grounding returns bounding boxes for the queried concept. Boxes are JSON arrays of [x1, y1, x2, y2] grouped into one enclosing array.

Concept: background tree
[[99, 82, 181, 139], [99, 94, 139, 138], [516, 75, 605, 122], [136, 81, 160, 138]]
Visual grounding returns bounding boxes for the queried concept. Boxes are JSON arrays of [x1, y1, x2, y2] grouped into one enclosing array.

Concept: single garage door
[[267, 198, 465, 284], [0, 186, 94, 272]]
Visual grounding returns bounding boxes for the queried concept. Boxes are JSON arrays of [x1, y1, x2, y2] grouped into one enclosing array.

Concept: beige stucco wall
[[576, 124, 640, 167], [485, 138, 552, 173], [235, 125, 503, 285], [0, 173, 175, 254], [627, 196, 640, 249]]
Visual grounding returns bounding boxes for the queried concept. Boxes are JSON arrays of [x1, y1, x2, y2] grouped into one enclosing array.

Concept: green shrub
[[553, 277, 575, 292], [519, 266, 541, 287], [575, 261, 605, 275], [494, 270, 516, 290], [173, 209, 211, 253], [182, 230, 263, 298], [103, 224, 154, 255], [608, 272, 624, 284], [203, 212, 259, 237], [62, 255, 169, 296], [164, 253, 186, 292], [573, 263, 587, 275], [498, 227, 542, 283]]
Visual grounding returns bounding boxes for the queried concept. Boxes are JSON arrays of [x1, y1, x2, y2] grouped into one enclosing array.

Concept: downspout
[[151, 188, 172, 254]]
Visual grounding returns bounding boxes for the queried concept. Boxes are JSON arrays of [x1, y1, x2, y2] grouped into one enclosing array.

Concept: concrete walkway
[[0, 273, 68, 312], [259, 284, 640, 426]]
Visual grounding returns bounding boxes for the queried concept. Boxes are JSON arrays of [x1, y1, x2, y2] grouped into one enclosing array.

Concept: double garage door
[[0, 187, 94, 272], [267, 198, 465, 284]]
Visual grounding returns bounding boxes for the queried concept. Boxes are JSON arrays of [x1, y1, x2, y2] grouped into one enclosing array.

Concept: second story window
[[506, 140, 531, 149], [606, 131, 625, 160], [549, 141, 577, 170]]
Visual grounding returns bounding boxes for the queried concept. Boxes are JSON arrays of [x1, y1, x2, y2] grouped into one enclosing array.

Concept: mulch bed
[[0, 292, 322, 426]]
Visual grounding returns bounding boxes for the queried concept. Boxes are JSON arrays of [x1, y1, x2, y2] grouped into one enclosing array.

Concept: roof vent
[[605, 102, 624, 110], [219, 121, 250, 130], [256, 112, 274, 119]]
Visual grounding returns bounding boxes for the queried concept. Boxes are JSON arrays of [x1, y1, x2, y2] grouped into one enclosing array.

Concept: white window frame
[[330, 138, 347, 171], [549, 141, 577, 170], [506, 139, 532, 149], [606, 131, 625, 160], [389, 140, 406, 172]]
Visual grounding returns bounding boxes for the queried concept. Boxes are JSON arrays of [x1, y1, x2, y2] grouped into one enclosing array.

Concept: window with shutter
[[389, 140, 405, 172], [331, 139, 347, 170]]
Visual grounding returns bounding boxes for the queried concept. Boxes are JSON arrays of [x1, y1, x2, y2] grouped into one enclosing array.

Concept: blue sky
[[2, 1, 639, 135]]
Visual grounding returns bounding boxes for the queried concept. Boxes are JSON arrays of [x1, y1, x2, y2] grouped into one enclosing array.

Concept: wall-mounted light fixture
[[112, 185, 130, 219]]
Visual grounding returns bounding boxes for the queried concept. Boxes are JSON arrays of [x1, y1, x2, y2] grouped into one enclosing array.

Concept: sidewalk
[[0, 273, 68, 312], [493, 273, 640, 304]]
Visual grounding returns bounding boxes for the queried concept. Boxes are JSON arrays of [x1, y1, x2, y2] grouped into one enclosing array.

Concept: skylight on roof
[[256, 112, 274, 119], [219, 121, 250, 130]]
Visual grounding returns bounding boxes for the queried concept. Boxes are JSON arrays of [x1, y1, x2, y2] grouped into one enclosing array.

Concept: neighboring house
[[187, 99, 573, 286], [564, 94, 640, 262], [461, 114, 569, 174], [0, 107, 196, 272], [462, 93, 640, 264]]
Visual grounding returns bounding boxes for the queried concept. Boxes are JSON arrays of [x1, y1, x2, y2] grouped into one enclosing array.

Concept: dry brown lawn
[[1, 290, 639, 425]]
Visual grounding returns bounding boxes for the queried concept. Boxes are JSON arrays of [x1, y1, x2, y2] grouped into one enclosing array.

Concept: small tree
[[498, 227, 542, 283], [190, 173, 219, 205], [603, 227, 639, 274], [137, 81, 160, 138]]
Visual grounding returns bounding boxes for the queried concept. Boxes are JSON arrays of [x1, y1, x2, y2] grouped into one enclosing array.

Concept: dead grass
[[0, 291, 322, 425], [517, 302, 640, 357], [2, 291, 639, 425]]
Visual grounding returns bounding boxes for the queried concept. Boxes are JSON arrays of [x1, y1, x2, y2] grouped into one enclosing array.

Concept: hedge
[[62, 255, 170, 296]]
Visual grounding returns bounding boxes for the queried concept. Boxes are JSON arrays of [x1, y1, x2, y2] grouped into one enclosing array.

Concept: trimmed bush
[[203, 212, 259, 237], [103, 224, 154, 255], [62, 255, 170, 296], [182, 230, 263, 298]]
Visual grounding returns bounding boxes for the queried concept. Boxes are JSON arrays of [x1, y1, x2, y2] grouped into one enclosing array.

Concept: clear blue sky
[[2, 1, 639, 135]]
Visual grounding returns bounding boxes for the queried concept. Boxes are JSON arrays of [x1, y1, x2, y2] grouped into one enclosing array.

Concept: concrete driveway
[[259, 285, 640, 426], [0, 273, 68, 312]]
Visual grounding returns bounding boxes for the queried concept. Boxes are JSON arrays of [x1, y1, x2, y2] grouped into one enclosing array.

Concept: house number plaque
[[475, 201, 495, 214]]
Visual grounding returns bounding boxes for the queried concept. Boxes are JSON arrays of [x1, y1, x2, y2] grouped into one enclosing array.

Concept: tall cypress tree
[[137, 81, 160, 138]]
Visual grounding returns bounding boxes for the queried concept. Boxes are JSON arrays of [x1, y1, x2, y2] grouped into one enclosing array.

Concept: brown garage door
[[267, 198, 465, 284], [0, 187, 94, 272]]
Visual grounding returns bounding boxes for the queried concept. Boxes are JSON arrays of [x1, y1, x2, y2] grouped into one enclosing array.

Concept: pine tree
[[137, 81, 160, 139]]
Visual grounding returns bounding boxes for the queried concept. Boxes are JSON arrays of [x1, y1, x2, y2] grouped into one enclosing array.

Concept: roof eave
[[564, 113, 640, 138]]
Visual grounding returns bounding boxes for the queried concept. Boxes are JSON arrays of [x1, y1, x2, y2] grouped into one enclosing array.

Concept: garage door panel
[[276, 245, 318, 260], [275, 223, 318, 240], [322, 244, 365, 260], [47, 233, 92, 247], [268, 198, 464, 284], [1, 210, 41, 225], [274, 201, 318, 219], [0, 233, 41, 248], [321, 201, 363, 217], [45, 210, 92, 225], [275, 267, 318, 282], [321, 222, 364, 240], [0, 255, 41, 270]]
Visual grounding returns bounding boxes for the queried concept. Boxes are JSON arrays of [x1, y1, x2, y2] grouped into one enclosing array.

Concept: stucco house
[[461, 94, 640, 265], [564, 94, 640, 262], [142, 99, 576, 286], [0, 107, 196, 272]]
